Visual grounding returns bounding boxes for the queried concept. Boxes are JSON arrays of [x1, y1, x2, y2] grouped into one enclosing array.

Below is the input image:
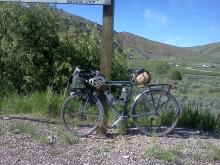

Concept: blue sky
[[57, 0, 220, 47]]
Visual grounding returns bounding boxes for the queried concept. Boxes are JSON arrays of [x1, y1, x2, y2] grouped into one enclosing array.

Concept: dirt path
[[0, 116, 220, 165], [185, 67, 220, 74]]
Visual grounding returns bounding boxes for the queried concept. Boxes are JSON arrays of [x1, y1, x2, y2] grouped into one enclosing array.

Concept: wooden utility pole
[[100, 0, 114, 80], [97, 0, 114, 136]]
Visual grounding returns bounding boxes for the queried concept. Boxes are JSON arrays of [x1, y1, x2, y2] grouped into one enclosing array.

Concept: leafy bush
[[0, 4, 128, 95], [0, 77, 15, 96], [0, 4, 60, 94]]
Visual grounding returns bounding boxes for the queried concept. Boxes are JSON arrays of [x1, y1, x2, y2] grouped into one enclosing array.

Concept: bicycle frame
[[62, 67, 180, 137], [132, 84, 172, 114], [103, 80, 134, 117]]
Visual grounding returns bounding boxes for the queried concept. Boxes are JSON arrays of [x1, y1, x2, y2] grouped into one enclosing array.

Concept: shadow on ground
[[105, 127, 220, 139]]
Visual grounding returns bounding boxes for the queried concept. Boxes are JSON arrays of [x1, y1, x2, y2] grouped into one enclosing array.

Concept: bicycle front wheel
[[61, 92, 104, 137], [132, 89, 180, 136]]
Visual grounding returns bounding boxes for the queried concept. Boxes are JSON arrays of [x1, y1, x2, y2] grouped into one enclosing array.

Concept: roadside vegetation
[[145, 136, 183, 163], [0, 3, 220, 134], [144, 136, 220, 164], [129, 59, 220, 133], [0, 3, 128, 96]]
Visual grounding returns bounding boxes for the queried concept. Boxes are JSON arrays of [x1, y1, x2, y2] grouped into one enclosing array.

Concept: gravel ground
[[0, 115, 220, 165]]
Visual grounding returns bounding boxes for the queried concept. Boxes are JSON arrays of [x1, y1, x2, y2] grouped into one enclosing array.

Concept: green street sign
[[0, 0, 111, 5]]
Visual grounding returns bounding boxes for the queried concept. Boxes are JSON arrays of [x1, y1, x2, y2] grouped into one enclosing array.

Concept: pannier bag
[[134, 70, 151, 85], [69, 72, 85, 89]]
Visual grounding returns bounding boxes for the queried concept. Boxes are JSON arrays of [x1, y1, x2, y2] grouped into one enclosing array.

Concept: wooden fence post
[[96, 0, 114, 137]]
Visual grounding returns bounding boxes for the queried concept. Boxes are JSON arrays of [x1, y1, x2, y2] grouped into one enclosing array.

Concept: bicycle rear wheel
[[61, 92, 104, 137], [132, 89, 180, 136]]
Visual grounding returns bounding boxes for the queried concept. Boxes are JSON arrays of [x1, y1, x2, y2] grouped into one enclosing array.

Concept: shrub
[[178, 106, 217, 132], [0, 4, 60, 94], [178, 106, 200, 128], [215, 113, 220, 132], [171, 70, 182, 80], [155, 60, 168, 74], [198, 110, 216, 131], [0, 4, 128, 95]]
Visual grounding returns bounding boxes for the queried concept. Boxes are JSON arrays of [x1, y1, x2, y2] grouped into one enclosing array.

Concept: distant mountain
[[115, 32, 220, 64], [56, 8, 102, 29], [187, 42, 220, 63], [57, 9, 220, 64]]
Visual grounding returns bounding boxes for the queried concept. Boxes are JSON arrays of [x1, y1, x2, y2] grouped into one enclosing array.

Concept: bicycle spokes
[[133, 90, 180, 136], [61, 93, 103, 137]]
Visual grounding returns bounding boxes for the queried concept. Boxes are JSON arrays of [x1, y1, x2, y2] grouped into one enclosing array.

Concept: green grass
[[209, 143, 220, 161], [8, 122, 47, 143], [0, 89, 67, 117], [8, 122, 80, 145], [145, 137, 182, 163], [62, 133, 80, 145], [198, 142, 220, 162], [144, 135, 220, 163], [9, 123, 37, 135], [0, 92, 47, 114]]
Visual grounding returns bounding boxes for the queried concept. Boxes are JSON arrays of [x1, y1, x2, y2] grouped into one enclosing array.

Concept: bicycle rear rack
[[141, 84, 172, 92]]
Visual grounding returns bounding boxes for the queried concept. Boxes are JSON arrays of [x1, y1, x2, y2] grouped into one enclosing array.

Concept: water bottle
[[120, 87, 127, 105], [104, 91, 115, 105]]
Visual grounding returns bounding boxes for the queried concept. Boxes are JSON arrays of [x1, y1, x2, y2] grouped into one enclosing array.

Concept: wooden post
[[96, 0, 114, 137], [100, 0, 114, 79]]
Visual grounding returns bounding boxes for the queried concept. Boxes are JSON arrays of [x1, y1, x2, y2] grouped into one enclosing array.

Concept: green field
[[129, 59, 220, 115]]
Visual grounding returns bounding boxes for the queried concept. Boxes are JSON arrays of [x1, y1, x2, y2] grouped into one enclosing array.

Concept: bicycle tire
[[132, 89, 180, 136], [61, 92, 104, 137]]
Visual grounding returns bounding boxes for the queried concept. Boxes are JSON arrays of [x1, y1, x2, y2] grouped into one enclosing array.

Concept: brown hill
[[115, 32, 220, 64]]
